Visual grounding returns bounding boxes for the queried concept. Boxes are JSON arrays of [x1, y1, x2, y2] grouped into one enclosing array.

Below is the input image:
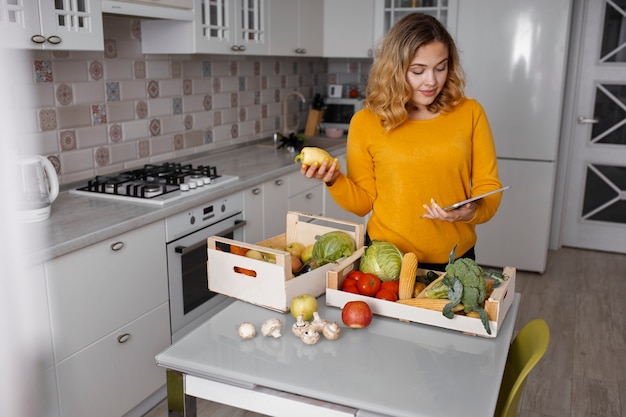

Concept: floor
[[143, 247, 626, 417]]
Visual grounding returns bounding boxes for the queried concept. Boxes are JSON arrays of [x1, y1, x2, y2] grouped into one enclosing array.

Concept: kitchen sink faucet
[[282, 91, 306, 135]]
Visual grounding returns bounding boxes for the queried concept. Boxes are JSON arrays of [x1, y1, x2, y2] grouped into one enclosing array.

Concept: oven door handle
[[174, 219, 247, 254]]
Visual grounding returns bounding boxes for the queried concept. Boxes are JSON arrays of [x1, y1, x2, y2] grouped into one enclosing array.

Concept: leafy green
[[311, 231, 356, 264], [359, 240, 403, 282]]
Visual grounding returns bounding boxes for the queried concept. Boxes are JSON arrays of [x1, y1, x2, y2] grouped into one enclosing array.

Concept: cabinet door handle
[[252, 187, 261, 195], [305, 193, 314, 200], [274, 179, 283, 186], [577, 116, 599, 124], [46, 35, 62, 45], [31, 34, 46, 44], [117, 333, 131, 343], [110, 241, 125, 251]]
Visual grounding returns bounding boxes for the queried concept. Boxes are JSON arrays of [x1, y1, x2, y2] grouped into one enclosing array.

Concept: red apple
[[341, 301, 373, 328]]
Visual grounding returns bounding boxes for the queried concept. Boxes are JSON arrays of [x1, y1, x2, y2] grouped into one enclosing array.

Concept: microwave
[[321, 98, 364, 131]]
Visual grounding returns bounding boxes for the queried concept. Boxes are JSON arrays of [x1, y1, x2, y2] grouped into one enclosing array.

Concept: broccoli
[[443, 257, 491, 335]]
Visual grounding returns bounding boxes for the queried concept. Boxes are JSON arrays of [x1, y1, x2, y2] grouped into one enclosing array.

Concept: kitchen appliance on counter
[[16, 155, 59, 223], [321, 97, 364, 132], [70, 162, 239, 206]]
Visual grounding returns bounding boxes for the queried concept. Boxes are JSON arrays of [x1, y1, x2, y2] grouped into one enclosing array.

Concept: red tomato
[[357, 273, 381, 297], [342, 284, 360, 294], [375, 288, 397, 302], [347, 270, 364, 282], [341, 276, 358, 291], [380, 281, 399, 297]]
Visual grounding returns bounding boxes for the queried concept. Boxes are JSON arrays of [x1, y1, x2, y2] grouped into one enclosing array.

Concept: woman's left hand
[[421, 199, 476, 222]]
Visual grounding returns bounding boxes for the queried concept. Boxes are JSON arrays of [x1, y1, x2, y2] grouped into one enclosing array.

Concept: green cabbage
[[359, 240, 403, 281], [312, 231, 356, 264]]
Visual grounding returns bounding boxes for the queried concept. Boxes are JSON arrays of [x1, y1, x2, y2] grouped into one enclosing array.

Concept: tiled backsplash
[[23, 16, 371, 185]]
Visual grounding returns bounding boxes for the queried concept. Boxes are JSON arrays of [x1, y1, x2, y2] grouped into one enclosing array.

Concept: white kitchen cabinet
[[0, 0, 103, 50], [373, 0, 458, 44], [269, 0, 323, 57], [288, 170, 324, 215], [243, 175, 289, 243], [323, 0, 376, 58], [141, 0, 269, 55], [45, 221, 170, 417]]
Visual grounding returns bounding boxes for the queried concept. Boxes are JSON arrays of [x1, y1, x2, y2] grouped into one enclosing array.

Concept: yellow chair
[[494, 318, 550, 417]]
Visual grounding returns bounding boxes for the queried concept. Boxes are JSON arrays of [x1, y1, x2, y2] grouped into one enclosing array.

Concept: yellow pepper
[[293, 147, 340, 170]]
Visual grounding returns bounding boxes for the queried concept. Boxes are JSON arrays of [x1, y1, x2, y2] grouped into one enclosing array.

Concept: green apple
[[245, 249, 264, 261], [290, 294, 318, 321], [300, 244, 314, 263], [285, 242, 305, 258]]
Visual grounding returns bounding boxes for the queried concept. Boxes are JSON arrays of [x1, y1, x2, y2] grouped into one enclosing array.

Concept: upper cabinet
[[269, 0, 323, 56], [0, 0, 103, 50], [373, 0, 458, 43], [141, 0, 269, 55], [323, 0, 376, 58]]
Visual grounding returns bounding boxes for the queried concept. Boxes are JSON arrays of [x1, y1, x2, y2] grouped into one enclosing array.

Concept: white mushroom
[[238, 322, 256, 339], [309, 311, 328, 332], [300, 329, 320, 345], [261, 318, 283, 338], [322, 321, 342, 340], [291, 315, 310, 337]]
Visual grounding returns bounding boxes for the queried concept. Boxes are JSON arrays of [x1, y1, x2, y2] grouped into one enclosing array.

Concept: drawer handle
[[252, 187, 261, 195], [275, 179, 283, 186], [305, 193, 314, 200], [117, 333, 131, 343], [30, 34, 46, 44], [110, 241, 125, 251], [46, 35, 62, 45]]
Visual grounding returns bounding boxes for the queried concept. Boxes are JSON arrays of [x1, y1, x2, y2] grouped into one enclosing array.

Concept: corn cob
[[396, 298, 465, 313], [398, 252, 418, 300]]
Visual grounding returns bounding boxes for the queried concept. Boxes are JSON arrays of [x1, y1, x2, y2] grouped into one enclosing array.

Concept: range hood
[[102, 0, 193, 21]]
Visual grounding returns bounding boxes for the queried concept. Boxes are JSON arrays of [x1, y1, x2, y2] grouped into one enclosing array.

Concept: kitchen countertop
[[25, 137, 347, 262]]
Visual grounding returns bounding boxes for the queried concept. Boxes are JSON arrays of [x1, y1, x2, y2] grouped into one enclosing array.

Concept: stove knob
[[180, 183, 190, 192], [188, 181, 197, 189], [195, 179, 204, 187], [203, 177, 211, 185]]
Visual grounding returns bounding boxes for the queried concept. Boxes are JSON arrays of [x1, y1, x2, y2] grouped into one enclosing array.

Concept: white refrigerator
[[454, 0, 573, 273]]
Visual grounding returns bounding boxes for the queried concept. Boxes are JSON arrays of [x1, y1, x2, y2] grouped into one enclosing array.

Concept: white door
[[561, 0, 626, 253]]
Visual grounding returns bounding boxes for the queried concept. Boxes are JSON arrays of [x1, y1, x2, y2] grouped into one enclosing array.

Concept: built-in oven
[[165, 192, 245, 341]]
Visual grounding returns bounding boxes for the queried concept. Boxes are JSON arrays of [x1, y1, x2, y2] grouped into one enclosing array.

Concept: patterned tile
[[239, 107, 246, 122], [106, 82, 120, 102], [254, 61, 260, 76], [52, 50, 70, 59], [274, 89, 280, 103], [230, 93, 238, 108], [39, 109, 57, 131], [95, 147, 109, 166], [230, 124, 238, 139], [138, 140, 150, 158], [104, 39, 117, 59], [254, 120, 260, 134], [184, 115, 193, 130], [136, 100, 148, 119], [183, 79, 192, 95], [48, 155, 61, 174], [230, 61, 237, 76], [130, 20, 141, 40], [147, 80, 159, 98], [109, 124, 122, 142], [34, 60, 53, 83], [254, 91, 260, 105], [204, 129, 213, 144], [212, 78, 221, 93], [239, 76, 246, 91], [172, 97, 183, 114], [134, 61, 146, 79], [174, 133, 184, 150], [149, 118, 161, 136], [274, 61, 280, 75], [59, 130, 77, 150], [56, 83, 73, 105], [91, 104, 107, 125], [202, 95, 212, 110], [89, 61, 103, 80], [202, 61, 211, 77]]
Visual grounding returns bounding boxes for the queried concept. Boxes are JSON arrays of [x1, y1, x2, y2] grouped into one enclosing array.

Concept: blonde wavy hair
[[364, 13, 465, 131]]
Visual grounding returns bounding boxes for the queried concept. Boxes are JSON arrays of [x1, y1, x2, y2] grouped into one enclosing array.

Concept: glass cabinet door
[[0, 0, 41, 49], [39, 0, 103, 50], [381, 0, 457, 36]]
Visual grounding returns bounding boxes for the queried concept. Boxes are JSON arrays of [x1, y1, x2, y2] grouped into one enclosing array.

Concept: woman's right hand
[[301, 158, 340, 186]]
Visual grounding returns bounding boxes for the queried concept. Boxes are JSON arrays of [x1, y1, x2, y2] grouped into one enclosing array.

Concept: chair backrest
[[494, 318, 550, 417]]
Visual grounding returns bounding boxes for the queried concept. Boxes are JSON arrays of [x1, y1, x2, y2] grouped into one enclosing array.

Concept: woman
[[303, 13, 502, 271]]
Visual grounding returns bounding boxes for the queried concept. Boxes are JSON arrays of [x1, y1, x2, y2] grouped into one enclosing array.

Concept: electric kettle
[[16, 155, 59, 222]]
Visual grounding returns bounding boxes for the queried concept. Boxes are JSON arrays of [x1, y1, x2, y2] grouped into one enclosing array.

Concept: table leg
[[166, 370, 197, 417]]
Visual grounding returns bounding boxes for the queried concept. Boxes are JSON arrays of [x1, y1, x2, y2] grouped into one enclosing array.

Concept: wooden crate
[[207, 212, 364, 313], [326, 248, 516, 338]]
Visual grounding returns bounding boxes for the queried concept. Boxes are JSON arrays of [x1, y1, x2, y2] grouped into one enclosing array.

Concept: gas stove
[[70, 162, 239, 206]]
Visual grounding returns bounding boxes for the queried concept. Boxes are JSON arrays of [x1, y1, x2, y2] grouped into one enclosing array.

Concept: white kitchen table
[[156, 294, 520, 417]]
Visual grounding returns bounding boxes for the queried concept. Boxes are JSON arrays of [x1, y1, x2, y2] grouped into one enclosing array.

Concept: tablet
[[443, 186, 510, 211]]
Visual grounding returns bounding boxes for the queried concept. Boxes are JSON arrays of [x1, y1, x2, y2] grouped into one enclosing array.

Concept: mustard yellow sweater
[[327, 98, 503, 264]]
